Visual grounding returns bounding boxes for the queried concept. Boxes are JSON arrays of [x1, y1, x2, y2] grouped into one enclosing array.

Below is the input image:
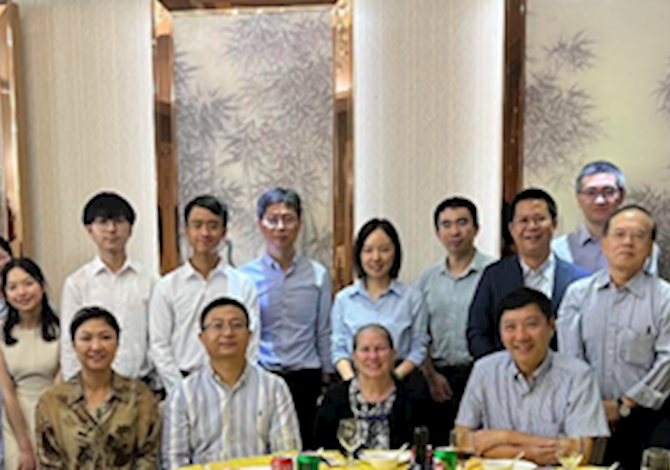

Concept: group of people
[[0, 160, 667, 470]]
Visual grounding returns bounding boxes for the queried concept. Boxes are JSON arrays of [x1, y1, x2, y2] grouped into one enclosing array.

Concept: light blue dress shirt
[[330, 280, 428, 367], [241, 253, 333, 373]]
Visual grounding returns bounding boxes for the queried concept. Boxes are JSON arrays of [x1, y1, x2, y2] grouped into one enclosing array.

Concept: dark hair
[[1, 258, 59, 345], [82, 192, 136, 226], [184, 195, 228, 228], [433, 197, 479, 230], [497, 287, 553, 321], [604, 204, 657, 241], [256, 188, 302, 220], [576, 160, 626, 193], [0, 236, 13, 258], [200, 297, 249, 330], [510, 188, 558, 221], [354, 218, 402, 279], [70, 307, 120, 342], [353, 324, 394, 350]]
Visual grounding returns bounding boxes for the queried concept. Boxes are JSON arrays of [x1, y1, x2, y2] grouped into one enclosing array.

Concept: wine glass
[[556, 436, 584, 470], [641, 448, 670, 470], [338, 418, 364, 466], [450, 428, 475, 469]]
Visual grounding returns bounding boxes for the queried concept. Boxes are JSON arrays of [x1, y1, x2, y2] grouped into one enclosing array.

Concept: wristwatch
[[618, 398, 632, 418]]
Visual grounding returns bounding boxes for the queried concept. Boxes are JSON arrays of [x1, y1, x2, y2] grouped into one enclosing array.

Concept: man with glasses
[[149, 195, 260, 392], [162, 297, 301, 468], [241, 188, 333, 449], [552, 161, 659, 274], [467, 189, 589, 360]]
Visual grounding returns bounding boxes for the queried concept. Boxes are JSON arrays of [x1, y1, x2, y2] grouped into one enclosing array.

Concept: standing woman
[[0, 258, 60, 470], [331, 219, 428, 382]]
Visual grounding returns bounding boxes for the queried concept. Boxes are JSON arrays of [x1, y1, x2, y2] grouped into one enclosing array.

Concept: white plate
[[481, 459, 538, 470]]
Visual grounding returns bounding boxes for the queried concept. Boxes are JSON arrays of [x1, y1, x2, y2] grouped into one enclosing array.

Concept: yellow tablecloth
[[177, 451, 348, 470]]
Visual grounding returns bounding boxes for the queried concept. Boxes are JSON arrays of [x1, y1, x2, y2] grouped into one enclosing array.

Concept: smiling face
[[199, 304, 250, 361], [87, 216, 132, 255], [4, 266, 44, 316], [352, 327, 396, 381], [360, 228, 396, 281], [258, 202, 301, 254], [73, 318, 118, 372], [577, 173, 623, 226], [509, 199, 556, 261], [500, 303, 554, 377], [436, 207, 478, 257], [186, 206, 226, 255], [602, 208, 654, 278]]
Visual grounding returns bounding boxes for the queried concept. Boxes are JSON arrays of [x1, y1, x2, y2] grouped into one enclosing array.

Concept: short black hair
[[353, 324, 394, 351], [433, 197, 479, 230], [604, 204, 657, 241], [200, 297, 249, 330], [510, 188, 557, 221], [576, 160, 626, 193], [184, 195, 228, 228], [354, 218, 402, 279], [256, 188, 302, 219], [497, 287, 553, 321], [82, 192, 136, 226], [70, 306, 120, 342]]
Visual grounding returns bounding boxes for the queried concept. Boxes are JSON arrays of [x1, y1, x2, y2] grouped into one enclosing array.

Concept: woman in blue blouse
[[331, 218, 428, 381]]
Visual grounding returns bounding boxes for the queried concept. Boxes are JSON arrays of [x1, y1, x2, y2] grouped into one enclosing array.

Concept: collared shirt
[[557, 270, 670, 410], [417, 250, 496, 367], [520, 253, 556, 299], [35, 373, 161, 469], [0, 298, 7, 322], [149, 259, 260, 391], [60, 256, 156, 380], [162, 362, 301, 468], [331, 281, 428, 367], [241, 253, 333, 372], [456, 350, 609, 438]]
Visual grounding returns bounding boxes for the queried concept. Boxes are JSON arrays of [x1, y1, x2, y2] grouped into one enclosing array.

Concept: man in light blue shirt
[[241, 188, 332, 449], [417, 197, 495, 444]]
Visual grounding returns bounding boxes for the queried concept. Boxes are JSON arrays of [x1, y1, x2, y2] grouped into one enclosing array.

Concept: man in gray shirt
[[558, 205, 670, 470], [457, 288, 609, 466], [417, 197, 495, 444]]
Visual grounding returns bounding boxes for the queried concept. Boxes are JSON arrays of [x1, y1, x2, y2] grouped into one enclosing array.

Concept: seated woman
[[0, 258, 59, 470], [314, 324, 429, 450], [35, 307, 160, 469], [331, 219, 428, 382]]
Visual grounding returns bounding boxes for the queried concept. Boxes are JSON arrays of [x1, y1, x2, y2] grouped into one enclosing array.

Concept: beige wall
[[15, 0, 158, 305], [353, 0, 504, 283]]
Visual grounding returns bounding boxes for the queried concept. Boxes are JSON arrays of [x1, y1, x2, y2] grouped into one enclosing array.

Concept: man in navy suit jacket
[[467, 189, 589, 360]]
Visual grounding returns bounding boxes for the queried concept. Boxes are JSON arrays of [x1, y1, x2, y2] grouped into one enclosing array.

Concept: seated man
[[456, 288, 609, 466], [161, 297, 301, 469]]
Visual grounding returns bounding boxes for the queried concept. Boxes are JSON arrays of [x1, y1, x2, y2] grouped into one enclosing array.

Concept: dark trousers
[[604, 399, 670, 470], [272, 368, 322, 451], [427, 364, 472, 446]]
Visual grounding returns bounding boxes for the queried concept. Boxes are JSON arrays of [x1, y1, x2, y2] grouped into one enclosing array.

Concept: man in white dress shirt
[[60, 192, 156, 383], [149, 195, 260, 392]]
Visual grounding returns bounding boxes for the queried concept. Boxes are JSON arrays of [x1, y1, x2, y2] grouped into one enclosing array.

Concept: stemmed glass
[[641, 448, 670, 470], [337, 418, 364, 466], [450, 428, 475, 469], [556, 436, 584, 470]]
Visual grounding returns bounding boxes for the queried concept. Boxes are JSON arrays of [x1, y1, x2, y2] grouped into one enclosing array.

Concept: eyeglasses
[[579, 187, 620, 202], [261, 214, 299, 229], [202, 320, 247, 334], [511, 215, 551, 228], [355, 345, 391, 354]]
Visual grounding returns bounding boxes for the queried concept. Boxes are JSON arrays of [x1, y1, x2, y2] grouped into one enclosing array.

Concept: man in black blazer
[[467, 189, 589, 360]]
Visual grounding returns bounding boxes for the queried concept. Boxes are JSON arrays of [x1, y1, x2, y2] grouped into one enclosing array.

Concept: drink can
[[297, 453, 321, 470], [271, 455, 294, 470], [433, 447, 457, 470]]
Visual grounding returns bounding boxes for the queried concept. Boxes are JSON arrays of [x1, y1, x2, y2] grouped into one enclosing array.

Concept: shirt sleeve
[[135, 383, 162, 470], [35, 394, 66, 470], [625, 284, 670, 409], [270, 377, 302, 453], [330, 294, 350, 366], [406, 289, 428, 366], [315, 265, 334, 373], [242, 278, 261, 365], [467, 269, 497, 360], [564, 364, 610, 438], [455, 361, 485, 429], [60, 276, 83, 381], [161, 386, 192, 470], [556, 284, 586, 360], [149, 281, 183, 392]]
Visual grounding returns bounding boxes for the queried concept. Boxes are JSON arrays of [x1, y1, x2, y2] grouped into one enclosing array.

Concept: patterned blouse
[[348, 377, 396, 449], [35, 373, 161, 469]]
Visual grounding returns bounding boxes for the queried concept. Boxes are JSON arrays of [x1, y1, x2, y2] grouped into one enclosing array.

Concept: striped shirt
[[456, 350, 609, 438], [162, 362, 301, 469]]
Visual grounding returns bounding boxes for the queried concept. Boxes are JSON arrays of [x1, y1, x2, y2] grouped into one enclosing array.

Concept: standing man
[[241, 188, 333, 449], [467, 189, 589, 360], [149, 195, 260, 392], [552, 160, 659, 273], [417, 197, 495, 444], [558, 205, 670, 470], [60, 192, 155, 383]]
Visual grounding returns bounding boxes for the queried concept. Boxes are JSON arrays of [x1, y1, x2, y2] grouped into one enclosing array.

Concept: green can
[[433, 447, 457, 470], [297, 454, 321, 470]]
